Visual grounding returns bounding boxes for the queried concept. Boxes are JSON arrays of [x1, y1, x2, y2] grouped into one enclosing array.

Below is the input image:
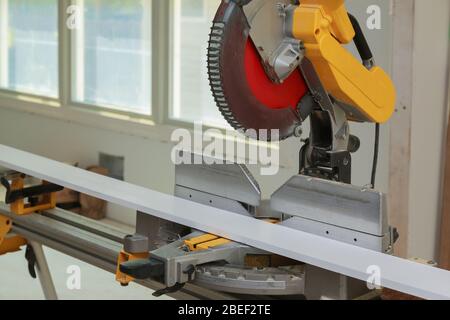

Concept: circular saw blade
[[208, 0, 308, 141]]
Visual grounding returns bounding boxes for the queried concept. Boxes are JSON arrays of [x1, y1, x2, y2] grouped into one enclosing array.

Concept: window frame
[[165, 0, 229, 130], [0, 0, 215, 137], [0, 0, 60, 100], [69, 0, 154, 117], [0, 0, 9, 88]]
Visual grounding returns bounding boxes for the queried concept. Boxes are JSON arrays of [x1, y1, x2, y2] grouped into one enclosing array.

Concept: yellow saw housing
[[292, 0, 396, 123]]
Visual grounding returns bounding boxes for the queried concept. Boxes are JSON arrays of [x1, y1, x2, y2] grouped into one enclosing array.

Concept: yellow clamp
[[184, 234, 231, 252], [184, 219, 279, 252], [9, 176, 59, 216], [115, 250, 150, 286], [0, 174, 60, 255], [0, 215, 27, 255]]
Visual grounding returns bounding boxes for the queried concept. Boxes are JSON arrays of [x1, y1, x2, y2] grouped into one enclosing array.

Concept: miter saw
[[208, 0, 395, 184], [117, 0, 398, 300]]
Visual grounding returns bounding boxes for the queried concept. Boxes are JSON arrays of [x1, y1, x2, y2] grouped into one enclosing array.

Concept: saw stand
[[0, 173, 60, 300], [26, 241, 58, 300]]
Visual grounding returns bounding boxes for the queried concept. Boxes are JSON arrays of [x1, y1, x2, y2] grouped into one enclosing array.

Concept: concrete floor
[[0, 246, 173, 300]]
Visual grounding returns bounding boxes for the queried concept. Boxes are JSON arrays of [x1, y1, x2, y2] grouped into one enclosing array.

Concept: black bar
[[1, 177, 64, 204], [348, 13, 374, 63]]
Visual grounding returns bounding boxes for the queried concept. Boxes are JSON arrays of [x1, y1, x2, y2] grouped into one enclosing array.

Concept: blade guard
[[208, 0, 308, 141]]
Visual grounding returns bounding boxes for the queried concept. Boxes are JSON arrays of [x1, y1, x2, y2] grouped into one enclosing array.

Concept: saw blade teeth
[[208, 43, 221, 50], [207, 54, 219, 60], [211, 24, 225, 33], [208, 16, 244, 133], [207, 3, 280, 136], [209, 36, 222, 42], [209, 76, 221, 82]]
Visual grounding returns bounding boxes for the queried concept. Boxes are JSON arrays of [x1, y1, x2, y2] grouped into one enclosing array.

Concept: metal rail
[[0, 204, 235, 300]]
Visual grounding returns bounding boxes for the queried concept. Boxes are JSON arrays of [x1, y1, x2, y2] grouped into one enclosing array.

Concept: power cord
[[371, 123, 380, 188]]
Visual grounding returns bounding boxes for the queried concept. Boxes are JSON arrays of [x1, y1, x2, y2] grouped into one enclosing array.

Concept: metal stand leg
[[28, 241, 58, 300]]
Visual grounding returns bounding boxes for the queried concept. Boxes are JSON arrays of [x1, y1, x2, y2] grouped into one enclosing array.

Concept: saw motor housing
[[291, 0, 396, 123], [240, 0, 396, 123]]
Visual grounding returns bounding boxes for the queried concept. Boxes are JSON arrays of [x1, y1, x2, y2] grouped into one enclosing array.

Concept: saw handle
[[348, 14, 374, 65]]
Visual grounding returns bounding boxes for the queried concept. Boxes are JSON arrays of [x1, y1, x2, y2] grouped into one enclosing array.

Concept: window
[[71, 0, 152, 115], [0, 0, 58, 97], [181, 0, 206, 20], [171, 0, 229, 128], [0, 0, 232, 128]]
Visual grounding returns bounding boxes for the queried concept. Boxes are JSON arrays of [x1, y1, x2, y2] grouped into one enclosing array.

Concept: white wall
[[408, 0, 450, 260], [0, 108, 174, 226]]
